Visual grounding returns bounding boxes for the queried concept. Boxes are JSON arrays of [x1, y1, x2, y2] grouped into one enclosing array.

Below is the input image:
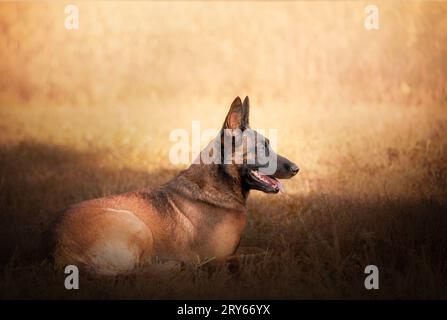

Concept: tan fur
[[50, 164, 248, 275], [49, 97, 297, 275]]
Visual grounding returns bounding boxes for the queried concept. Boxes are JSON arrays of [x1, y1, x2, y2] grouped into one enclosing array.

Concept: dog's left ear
[[223, 96, 250, 130]]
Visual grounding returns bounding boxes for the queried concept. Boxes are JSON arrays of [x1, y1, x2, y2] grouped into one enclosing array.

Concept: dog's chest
[[205, 211, 247, 259]]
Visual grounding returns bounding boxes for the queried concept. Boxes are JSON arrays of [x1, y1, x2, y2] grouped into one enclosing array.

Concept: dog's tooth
[[277, 181, 285, 193]]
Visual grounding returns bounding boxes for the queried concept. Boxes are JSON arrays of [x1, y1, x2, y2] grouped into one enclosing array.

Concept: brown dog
[[50, 97, 299, 275]]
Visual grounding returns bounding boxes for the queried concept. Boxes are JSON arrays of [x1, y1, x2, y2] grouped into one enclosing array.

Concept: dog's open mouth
[[250, 170, 285, 193]]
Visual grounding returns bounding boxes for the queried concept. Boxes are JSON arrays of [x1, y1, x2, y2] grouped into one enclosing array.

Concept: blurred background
[[1, 1, 447, 299], [1, 1, 446, 108]]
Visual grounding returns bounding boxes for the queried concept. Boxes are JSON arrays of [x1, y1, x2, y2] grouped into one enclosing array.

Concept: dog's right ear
[[242, 96, 250, 128], [223, 96, 249, 130]]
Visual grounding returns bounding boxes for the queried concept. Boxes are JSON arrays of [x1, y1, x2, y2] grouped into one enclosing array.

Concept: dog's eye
[[264, 140, 270, 155], [256, 142, 269, 157], [265, 144, 270, 156]]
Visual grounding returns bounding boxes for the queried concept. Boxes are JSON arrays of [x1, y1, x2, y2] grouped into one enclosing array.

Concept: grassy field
[[0, 1, 447, 299]]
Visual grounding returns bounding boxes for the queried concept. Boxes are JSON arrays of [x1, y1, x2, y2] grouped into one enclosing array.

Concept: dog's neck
[[165, 163, 248, 212]]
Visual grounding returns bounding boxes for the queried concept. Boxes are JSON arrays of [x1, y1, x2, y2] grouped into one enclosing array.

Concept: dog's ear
[[242, 96, 250, 128], [223, 96, 249, 130]]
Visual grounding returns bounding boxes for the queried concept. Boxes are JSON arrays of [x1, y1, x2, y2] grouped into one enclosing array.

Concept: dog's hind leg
[[53, 207, 154, 276]]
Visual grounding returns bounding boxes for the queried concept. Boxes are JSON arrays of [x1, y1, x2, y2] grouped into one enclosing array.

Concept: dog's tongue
[[262, 173, 285, 193], [276, 180, 285, 193]]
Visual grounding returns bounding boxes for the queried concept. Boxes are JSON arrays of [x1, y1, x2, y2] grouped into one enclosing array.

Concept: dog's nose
[[290, 164, 299, 175]]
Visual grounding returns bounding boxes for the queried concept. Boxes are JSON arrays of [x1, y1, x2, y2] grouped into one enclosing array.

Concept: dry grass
[[1, 102, 446, 299], [0, 1, 447, 299]]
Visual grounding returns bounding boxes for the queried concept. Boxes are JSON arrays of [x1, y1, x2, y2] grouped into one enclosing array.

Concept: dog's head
[[219, 96, 299, 194]]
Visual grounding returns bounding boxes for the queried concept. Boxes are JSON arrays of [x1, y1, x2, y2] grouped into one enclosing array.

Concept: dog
[[49, 96, 299, 275]]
